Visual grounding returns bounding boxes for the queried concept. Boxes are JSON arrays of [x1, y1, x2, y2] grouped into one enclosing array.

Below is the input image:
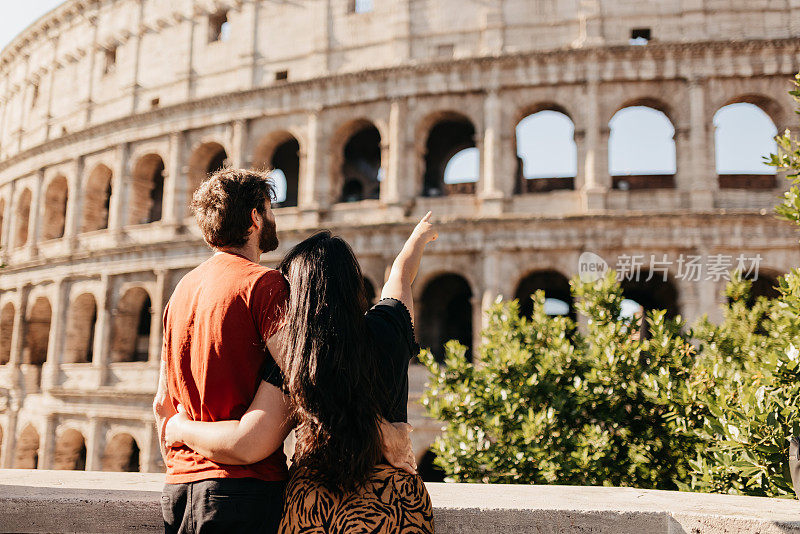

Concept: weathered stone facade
[[1, 0, 800, 475]]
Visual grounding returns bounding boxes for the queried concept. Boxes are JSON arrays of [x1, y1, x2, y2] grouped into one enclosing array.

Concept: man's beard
[[259, 217, 279, 253]]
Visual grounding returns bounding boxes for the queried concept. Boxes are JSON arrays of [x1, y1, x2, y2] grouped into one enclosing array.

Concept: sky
[[3, 2, 776, 186]]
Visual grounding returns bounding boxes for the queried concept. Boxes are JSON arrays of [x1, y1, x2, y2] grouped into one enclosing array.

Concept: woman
[[165, 212, 438, 533]]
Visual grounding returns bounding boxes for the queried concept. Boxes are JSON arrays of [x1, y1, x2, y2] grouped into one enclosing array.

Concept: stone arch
[[420, 111, 479, 196], [129, 154, 165, 225], [418, 273, 473, 362], [0, 302, 15, 365], [330, 120, 382, 203], [187, 141, 228, 213], [53, 428, 87, 470], [111, 287, 152, 362], [14, 188, 32, 248], [23, 297, 52, 366], [14, 424, 39, 469], [609, 104, 676, 190], [719, 94, 785, 129], [102, 433, 140, 472], [42, 175, 69, 240], [714, 100, 778, 189], [252, 131, 301, 208], [82, 164, 113, 232], [515, 106, 577, 193], [64, 293, 97, 364], [514, 270, 575, 320]]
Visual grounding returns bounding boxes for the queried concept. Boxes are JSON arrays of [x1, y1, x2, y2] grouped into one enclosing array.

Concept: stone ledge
[[0, 469, 799, 533]]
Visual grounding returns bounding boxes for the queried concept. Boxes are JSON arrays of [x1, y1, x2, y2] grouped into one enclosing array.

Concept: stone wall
[[1, 0, 800, 478], [0, 470, 799, 533]]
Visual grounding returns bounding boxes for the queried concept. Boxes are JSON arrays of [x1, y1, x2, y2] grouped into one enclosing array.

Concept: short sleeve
[[250, 269, 290, 343], [260, 349, 286, 390], [365, 298, 419, 363]]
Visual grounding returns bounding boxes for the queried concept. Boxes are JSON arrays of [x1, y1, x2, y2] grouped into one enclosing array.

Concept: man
[[154, 168, 290, 533], [154, 168, 415, 534]]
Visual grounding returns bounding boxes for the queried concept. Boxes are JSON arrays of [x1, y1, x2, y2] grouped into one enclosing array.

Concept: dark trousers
[[162, 478, 286, 534]]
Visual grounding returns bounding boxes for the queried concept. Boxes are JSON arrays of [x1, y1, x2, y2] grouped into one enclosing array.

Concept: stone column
[[44, 32, 60, 141], [141, 422, 160, 473], [481, 88, 510, 215], [84, 417, 104, 471], [26, 170, 44, 257], [581, 64, 608, 211], [0, 180, 15, 264], [37, 414, 57, 470], [64, 158, 83, 250], [381, 100, 404, 206], [163, 131, 186, 226], [8, 286, 29, 368], [42, 278, 68, 391], [229, 119, 249, 169], [470, 295, 482, 359], [148, 271, 167, 364], [391, 0, 412, 62], [108, 143, 130, 232], [686, 77, 715, 209], [92, 275, 114, 386], [299, 111, 326, 222], [0, 409, 18, 468], [480, 247, 504, 331]]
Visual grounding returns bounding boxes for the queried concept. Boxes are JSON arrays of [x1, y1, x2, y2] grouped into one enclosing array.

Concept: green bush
[[420, 75, 800, 497]]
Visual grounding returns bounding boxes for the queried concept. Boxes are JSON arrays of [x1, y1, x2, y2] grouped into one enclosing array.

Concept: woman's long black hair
[[278, 230, 384, 491]]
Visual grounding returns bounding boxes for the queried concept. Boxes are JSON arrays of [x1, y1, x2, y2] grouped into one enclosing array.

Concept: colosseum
[[1, 0, 800, 478]]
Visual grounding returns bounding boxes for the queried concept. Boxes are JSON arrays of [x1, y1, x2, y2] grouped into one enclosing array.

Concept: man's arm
[[153, 357, 176, 465], [164, 379, 294, 465]]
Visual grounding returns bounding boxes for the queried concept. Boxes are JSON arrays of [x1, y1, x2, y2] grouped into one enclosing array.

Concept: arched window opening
[[102, 433, 140, 472], [130, 154, 165, 225], [714, 102, 778, 190], [340, 125, 381, 203], [418, 448, 446, 482], [418, 274, 473, 362], [514, 270, 575, 320], [516, 110, 577, 193], [0, 303, 15, 365], [24, 297, 52, 368], [54, 429, 87, 471], [14, 425, 40, 469], [609, 106, 676, 190], [187, 143, 228, 214], [15, 188, 32, 248], [423, 115, 478, 196], [64, 294, 97, 364], [620, 273, 680, 320], [271, 138, 300, 207], [82, 165, 113, 232], [111, 288, 152, 363], [42, 176, 69, 240]]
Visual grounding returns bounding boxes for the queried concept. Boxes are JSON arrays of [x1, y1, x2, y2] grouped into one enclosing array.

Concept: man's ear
[[250, 207, 262, 232]]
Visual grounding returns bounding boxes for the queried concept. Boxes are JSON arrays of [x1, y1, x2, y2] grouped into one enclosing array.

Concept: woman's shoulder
[[365, 298, 419, 360]]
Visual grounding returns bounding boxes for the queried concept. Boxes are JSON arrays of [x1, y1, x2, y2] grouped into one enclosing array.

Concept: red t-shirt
[[162, 251, 289, 484]]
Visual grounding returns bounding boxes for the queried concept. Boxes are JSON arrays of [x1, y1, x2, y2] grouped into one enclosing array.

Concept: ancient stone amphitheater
[[0, 0, 799, 478]]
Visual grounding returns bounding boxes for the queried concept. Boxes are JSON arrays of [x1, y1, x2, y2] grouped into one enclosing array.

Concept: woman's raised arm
[[380, 212, 438, 318]]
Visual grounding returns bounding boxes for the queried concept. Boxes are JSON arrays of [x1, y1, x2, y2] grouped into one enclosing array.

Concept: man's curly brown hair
[[190, 168, 276, 249]]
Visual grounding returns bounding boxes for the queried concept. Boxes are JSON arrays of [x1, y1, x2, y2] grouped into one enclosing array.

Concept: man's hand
[[379, 419, 417, 475], [164, 404, 189, 448]]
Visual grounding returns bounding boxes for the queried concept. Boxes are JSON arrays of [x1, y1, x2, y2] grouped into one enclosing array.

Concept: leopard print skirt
[[278, 463, 434, 533]]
